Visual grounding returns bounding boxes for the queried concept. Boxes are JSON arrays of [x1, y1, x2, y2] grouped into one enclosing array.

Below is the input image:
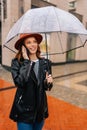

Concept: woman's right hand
[[22, 46, 29, 60]]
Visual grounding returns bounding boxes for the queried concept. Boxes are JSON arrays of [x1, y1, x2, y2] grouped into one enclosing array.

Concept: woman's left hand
[[45, 72, 53, 90], [46, 72, 53, 84], [46, 72, 53, 83]]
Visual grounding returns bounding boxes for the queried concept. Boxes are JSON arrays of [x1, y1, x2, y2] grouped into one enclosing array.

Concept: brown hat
[[15, 33, 43, 50]]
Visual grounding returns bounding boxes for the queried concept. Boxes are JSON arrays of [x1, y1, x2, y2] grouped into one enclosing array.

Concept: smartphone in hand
[[23, 45, 30, 57]]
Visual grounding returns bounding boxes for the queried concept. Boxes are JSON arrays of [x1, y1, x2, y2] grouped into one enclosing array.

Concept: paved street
[[1, 62, 87, 109], [1, 62, 87, 130], [51, 62, 87, 109]]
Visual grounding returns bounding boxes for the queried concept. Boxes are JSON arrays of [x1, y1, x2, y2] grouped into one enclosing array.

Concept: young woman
[[9, 33, 53, 130]]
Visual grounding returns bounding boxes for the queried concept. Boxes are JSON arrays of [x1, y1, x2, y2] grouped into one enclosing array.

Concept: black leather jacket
[[9, 58, 53, 123]]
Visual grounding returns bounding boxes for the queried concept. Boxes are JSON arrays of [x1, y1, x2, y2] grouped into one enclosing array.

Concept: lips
[[29, 47, 37, 51]]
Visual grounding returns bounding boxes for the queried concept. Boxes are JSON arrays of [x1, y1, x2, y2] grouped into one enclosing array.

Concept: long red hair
[[15, 39, 41, 62]]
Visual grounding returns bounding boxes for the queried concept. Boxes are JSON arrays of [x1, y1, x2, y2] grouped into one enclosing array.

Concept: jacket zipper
[[27, 61, 33, 77], [25, 61, 33, 82]]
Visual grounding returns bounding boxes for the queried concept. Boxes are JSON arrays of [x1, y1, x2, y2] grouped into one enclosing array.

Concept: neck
[[29, 54, 38, 61]]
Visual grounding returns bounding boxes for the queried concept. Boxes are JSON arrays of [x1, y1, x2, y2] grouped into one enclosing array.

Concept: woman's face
[[24, 37, 38, 55]]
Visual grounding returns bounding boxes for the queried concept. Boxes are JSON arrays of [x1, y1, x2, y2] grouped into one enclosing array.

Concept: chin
[[30, 51, 37, 54]]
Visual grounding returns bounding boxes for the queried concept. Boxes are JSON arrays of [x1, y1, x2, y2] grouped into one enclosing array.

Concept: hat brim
[[15, 33, 43, 50]]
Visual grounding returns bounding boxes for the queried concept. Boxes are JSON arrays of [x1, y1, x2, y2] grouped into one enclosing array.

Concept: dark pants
[[17, 120, 44, 130]]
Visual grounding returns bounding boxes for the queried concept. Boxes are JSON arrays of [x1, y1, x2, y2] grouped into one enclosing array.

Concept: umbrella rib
[[18, 15, 26, 33], [41, 43, 86, 55], [53, 7, 61, 31], [3, 45, 16, 53], [57, 32, 64, 53], [79, 35, 87, 46], [53, 7, 64, 53], [83, 39, 87, 46], [41, 52, 63, 55], [65, 45, 85, 53], [44, 7, 54, 32]]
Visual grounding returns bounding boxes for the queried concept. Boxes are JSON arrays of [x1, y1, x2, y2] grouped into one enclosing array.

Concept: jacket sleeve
[[44, 59, 53, 91], [11, 58, 32, 88]]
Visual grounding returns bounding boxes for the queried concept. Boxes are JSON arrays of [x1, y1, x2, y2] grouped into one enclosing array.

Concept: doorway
[[66, 12, 83, 62], [66, 33, 77, 62]]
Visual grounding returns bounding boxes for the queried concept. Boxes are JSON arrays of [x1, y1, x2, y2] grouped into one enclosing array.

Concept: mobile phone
[[26, 47, 30, 57], [23, 45, 30, 56]]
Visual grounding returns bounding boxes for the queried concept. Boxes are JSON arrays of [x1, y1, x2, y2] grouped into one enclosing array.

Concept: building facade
[[68, 0, 87, 61], [0, 0, 87, 66]]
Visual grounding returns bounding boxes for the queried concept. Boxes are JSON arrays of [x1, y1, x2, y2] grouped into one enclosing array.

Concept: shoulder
[[11, 58, 20, 67], [12, 58, 18, 62], [12, 58, 19, 63], [12, 58, 25, 64]]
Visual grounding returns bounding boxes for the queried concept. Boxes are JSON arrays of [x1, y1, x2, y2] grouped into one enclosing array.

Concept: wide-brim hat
[[15, 33, 43, 50]]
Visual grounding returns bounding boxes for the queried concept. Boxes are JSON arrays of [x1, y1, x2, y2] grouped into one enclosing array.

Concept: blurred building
[[0, 0, 87, 66], [67, 0, 87, 62]]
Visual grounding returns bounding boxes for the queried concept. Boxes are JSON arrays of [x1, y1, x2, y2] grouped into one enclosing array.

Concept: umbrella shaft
[[45, 33, 48, 59]]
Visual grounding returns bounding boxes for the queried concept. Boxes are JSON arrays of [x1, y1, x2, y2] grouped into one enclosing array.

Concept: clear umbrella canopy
[[4, 6, 87, 55]]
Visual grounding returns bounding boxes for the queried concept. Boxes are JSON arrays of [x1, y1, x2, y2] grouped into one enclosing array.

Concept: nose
[[31, 42, 36, 45]]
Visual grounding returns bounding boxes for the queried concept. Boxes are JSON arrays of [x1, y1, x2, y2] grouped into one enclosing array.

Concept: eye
[[33, 40, 37, 43], [26, 41, 31, 44], [28, 41, 31, 44]]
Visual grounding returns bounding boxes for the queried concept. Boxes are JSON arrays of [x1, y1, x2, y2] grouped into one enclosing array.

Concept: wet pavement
[[1, 62, 87, 108], [1, 62, 87, 130], [51, 62, 87, 109]]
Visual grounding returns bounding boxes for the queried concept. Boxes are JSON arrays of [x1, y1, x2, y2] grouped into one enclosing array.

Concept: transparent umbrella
[[4, 6, 87, 56]]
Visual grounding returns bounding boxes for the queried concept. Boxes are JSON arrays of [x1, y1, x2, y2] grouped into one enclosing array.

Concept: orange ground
[[0, 78, 87, 130]]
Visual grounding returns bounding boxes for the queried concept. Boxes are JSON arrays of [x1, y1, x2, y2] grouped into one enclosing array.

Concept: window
[[86, 22, 87, 29], [3, 0, 7, 19], [66, 33, 77, 61], [31, 5, 38, 9], [0, 0, 7, 20], [19, 0, 24, 17], [0, 2, 1, 19], [42, 0, 50, 2], [69, 1, 77, 9]]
